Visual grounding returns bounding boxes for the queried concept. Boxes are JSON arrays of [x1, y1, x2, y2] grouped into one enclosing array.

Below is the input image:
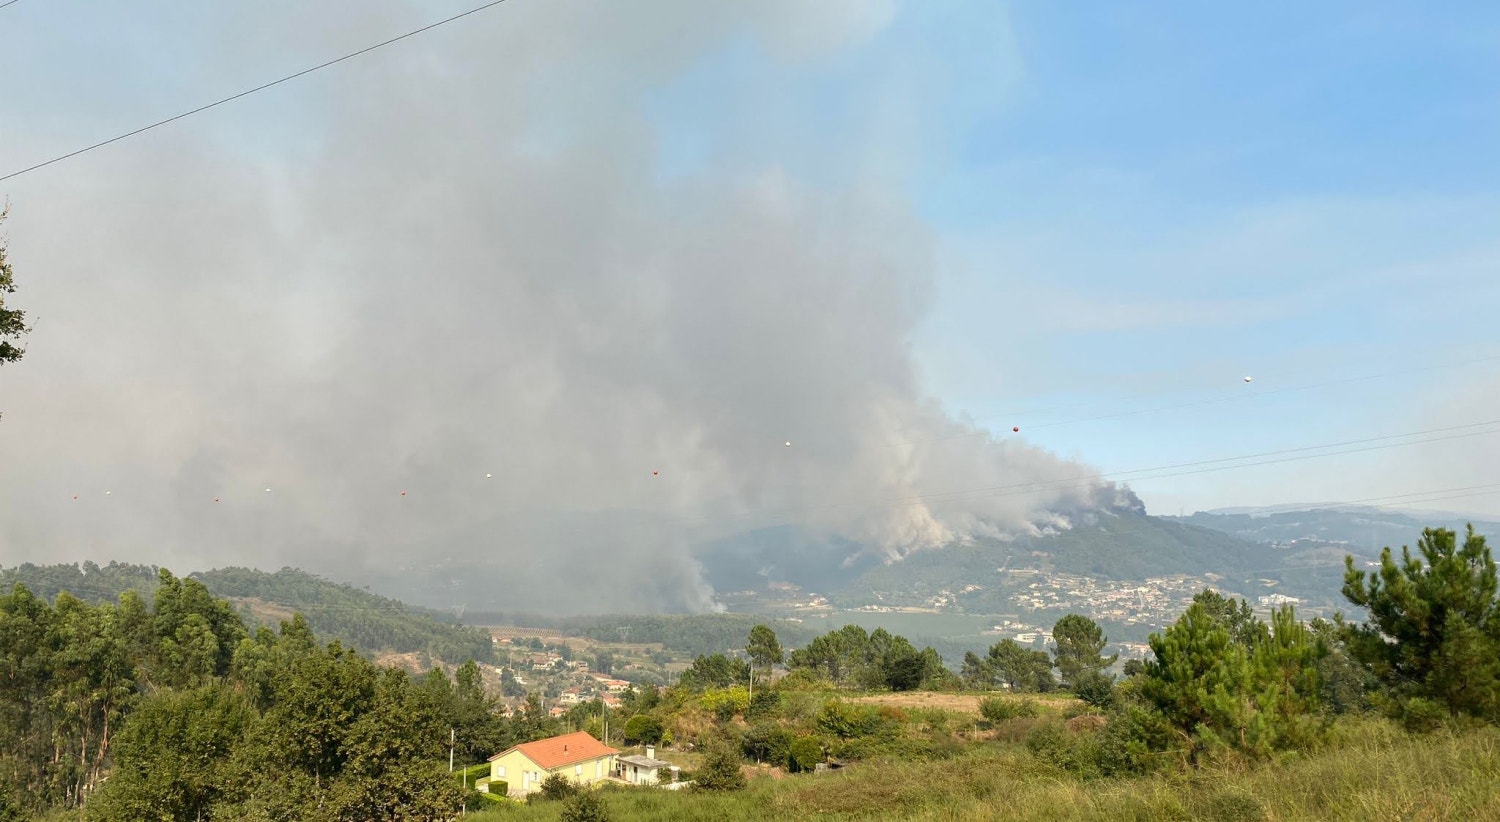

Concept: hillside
[[0, 562, 495, 664], [697, 510, 1342, 602]]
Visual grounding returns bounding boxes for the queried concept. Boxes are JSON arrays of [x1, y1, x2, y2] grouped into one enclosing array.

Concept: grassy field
[[467, 719, 1500, 821]]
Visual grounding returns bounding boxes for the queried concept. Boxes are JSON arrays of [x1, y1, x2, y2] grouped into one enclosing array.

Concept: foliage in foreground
[[1343, 524, 1500, 729], [465, 718, 1500, 822]]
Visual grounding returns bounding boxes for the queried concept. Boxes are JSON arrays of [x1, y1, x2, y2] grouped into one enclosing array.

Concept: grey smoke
[[0, 0, 1122, 612]]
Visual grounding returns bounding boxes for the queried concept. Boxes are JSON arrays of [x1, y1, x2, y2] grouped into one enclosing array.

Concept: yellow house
[[487, 731, 619, 798]]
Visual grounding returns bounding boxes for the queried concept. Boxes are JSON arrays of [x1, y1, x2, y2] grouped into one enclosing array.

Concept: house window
[[575, 764, 583, 776], [495, 766, 505, 778]]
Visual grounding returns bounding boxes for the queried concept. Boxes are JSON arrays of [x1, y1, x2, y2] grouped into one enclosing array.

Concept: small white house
[[618, 746, 683, 788]]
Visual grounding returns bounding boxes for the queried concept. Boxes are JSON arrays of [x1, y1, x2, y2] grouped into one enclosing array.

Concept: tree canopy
[[1052, 614, 1118, 686], [1342, 525, 1500, 727]]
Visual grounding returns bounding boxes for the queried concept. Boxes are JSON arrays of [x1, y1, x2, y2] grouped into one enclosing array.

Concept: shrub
[[1025, 721, 1103, 778], [700, 687, 750, 723], [693, 739, 747, 791], [979, 696, 1039, 724], [816, 701, 888, 739], [1073, 670, 1116, 708], [1093, 701, 1180, 777], [786, 736, 823, 773], [747, 688, 782, 720], [908, 706, 953, 732], [536, 773, 577, 801], [742, 722, 792, 765], [559, 790, 611, 822], [1194, 786, 1269, 822]]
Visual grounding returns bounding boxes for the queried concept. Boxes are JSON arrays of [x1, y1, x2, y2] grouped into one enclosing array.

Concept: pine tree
[[1053, 614, 1118, 686], [1343, 525, 1500, 726]]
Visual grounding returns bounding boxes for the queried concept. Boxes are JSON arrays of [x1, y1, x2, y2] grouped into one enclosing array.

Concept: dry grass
[[848, 690, 1074, 716]]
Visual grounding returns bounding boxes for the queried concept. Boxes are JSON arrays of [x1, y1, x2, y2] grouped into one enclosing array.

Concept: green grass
[[465, 719, 1500, 821]]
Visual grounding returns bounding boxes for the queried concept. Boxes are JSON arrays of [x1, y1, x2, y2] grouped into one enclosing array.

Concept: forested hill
[[0, 562, 494, 664]]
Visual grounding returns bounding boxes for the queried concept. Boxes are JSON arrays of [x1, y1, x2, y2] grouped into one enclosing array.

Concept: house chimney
[[563, 745, 568, 754], [645, 745, 655, 760]]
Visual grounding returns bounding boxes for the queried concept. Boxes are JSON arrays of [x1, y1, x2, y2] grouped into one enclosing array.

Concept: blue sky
[[632, 2, 1500, 514], [2, 0, 1499, 559]]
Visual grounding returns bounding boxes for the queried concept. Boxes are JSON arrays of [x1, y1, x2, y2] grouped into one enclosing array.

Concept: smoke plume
[[0, 0, 1124, 612]]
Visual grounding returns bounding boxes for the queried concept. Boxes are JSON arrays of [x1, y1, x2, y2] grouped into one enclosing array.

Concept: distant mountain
[[1166, 506, 1500, 556], [692, 507, 1362, 610], [0, 562, 495, 665]]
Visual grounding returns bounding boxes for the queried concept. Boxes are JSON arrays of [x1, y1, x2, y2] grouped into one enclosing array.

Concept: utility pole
[[449, 728, 455, 773]]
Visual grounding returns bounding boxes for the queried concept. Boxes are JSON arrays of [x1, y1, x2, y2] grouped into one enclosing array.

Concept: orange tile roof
[[489, 731, 618, 770]]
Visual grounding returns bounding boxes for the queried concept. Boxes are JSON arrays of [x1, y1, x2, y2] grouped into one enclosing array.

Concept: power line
[[1, 1, 25, 11], [0, 0, 513, 183]]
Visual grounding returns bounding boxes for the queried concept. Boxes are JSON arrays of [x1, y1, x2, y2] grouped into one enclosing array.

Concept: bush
[[776, 668, 831, 691], [1073, 670, 1116, 709], [747, 688, 782, 720], [816, 701, 888, 739], [1194, 786, 1269, 822], [742, 722, 792, 765], [979, 696, 1038, 724], [700, 687, 749, 723], [1025, 721, 1104, 778], [693, 738, 747, 791], [786, 736, 823, 773], [559, 790, 611, 822], [536, 773, 577, 801]]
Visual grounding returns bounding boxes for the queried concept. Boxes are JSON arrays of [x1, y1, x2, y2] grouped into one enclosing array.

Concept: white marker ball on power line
[[785, 441, 792, 447], [1244, 376, 1253, 383], [485, 473, 492, 479], [105, 491, 111, 495], [265, 488, 271, 493]]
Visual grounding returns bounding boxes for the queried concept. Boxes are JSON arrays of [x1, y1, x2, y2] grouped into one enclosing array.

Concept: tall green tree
[[678, 653, 749, 691], [90, 686, 254, 822], [960, 651, 991, 689], [746, 624, 783, 677], [1052, 614, 1118, 686], [1342, 525, 1500, 726], [986, 639, 1056, 693]]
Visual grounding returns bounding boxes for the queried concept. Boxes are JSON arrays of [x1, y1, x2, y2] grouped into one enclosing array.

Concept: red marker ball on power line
[[652, 470, 659, 476], [1013, 426, 1020, 432], [401, 490, 407, 496]]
